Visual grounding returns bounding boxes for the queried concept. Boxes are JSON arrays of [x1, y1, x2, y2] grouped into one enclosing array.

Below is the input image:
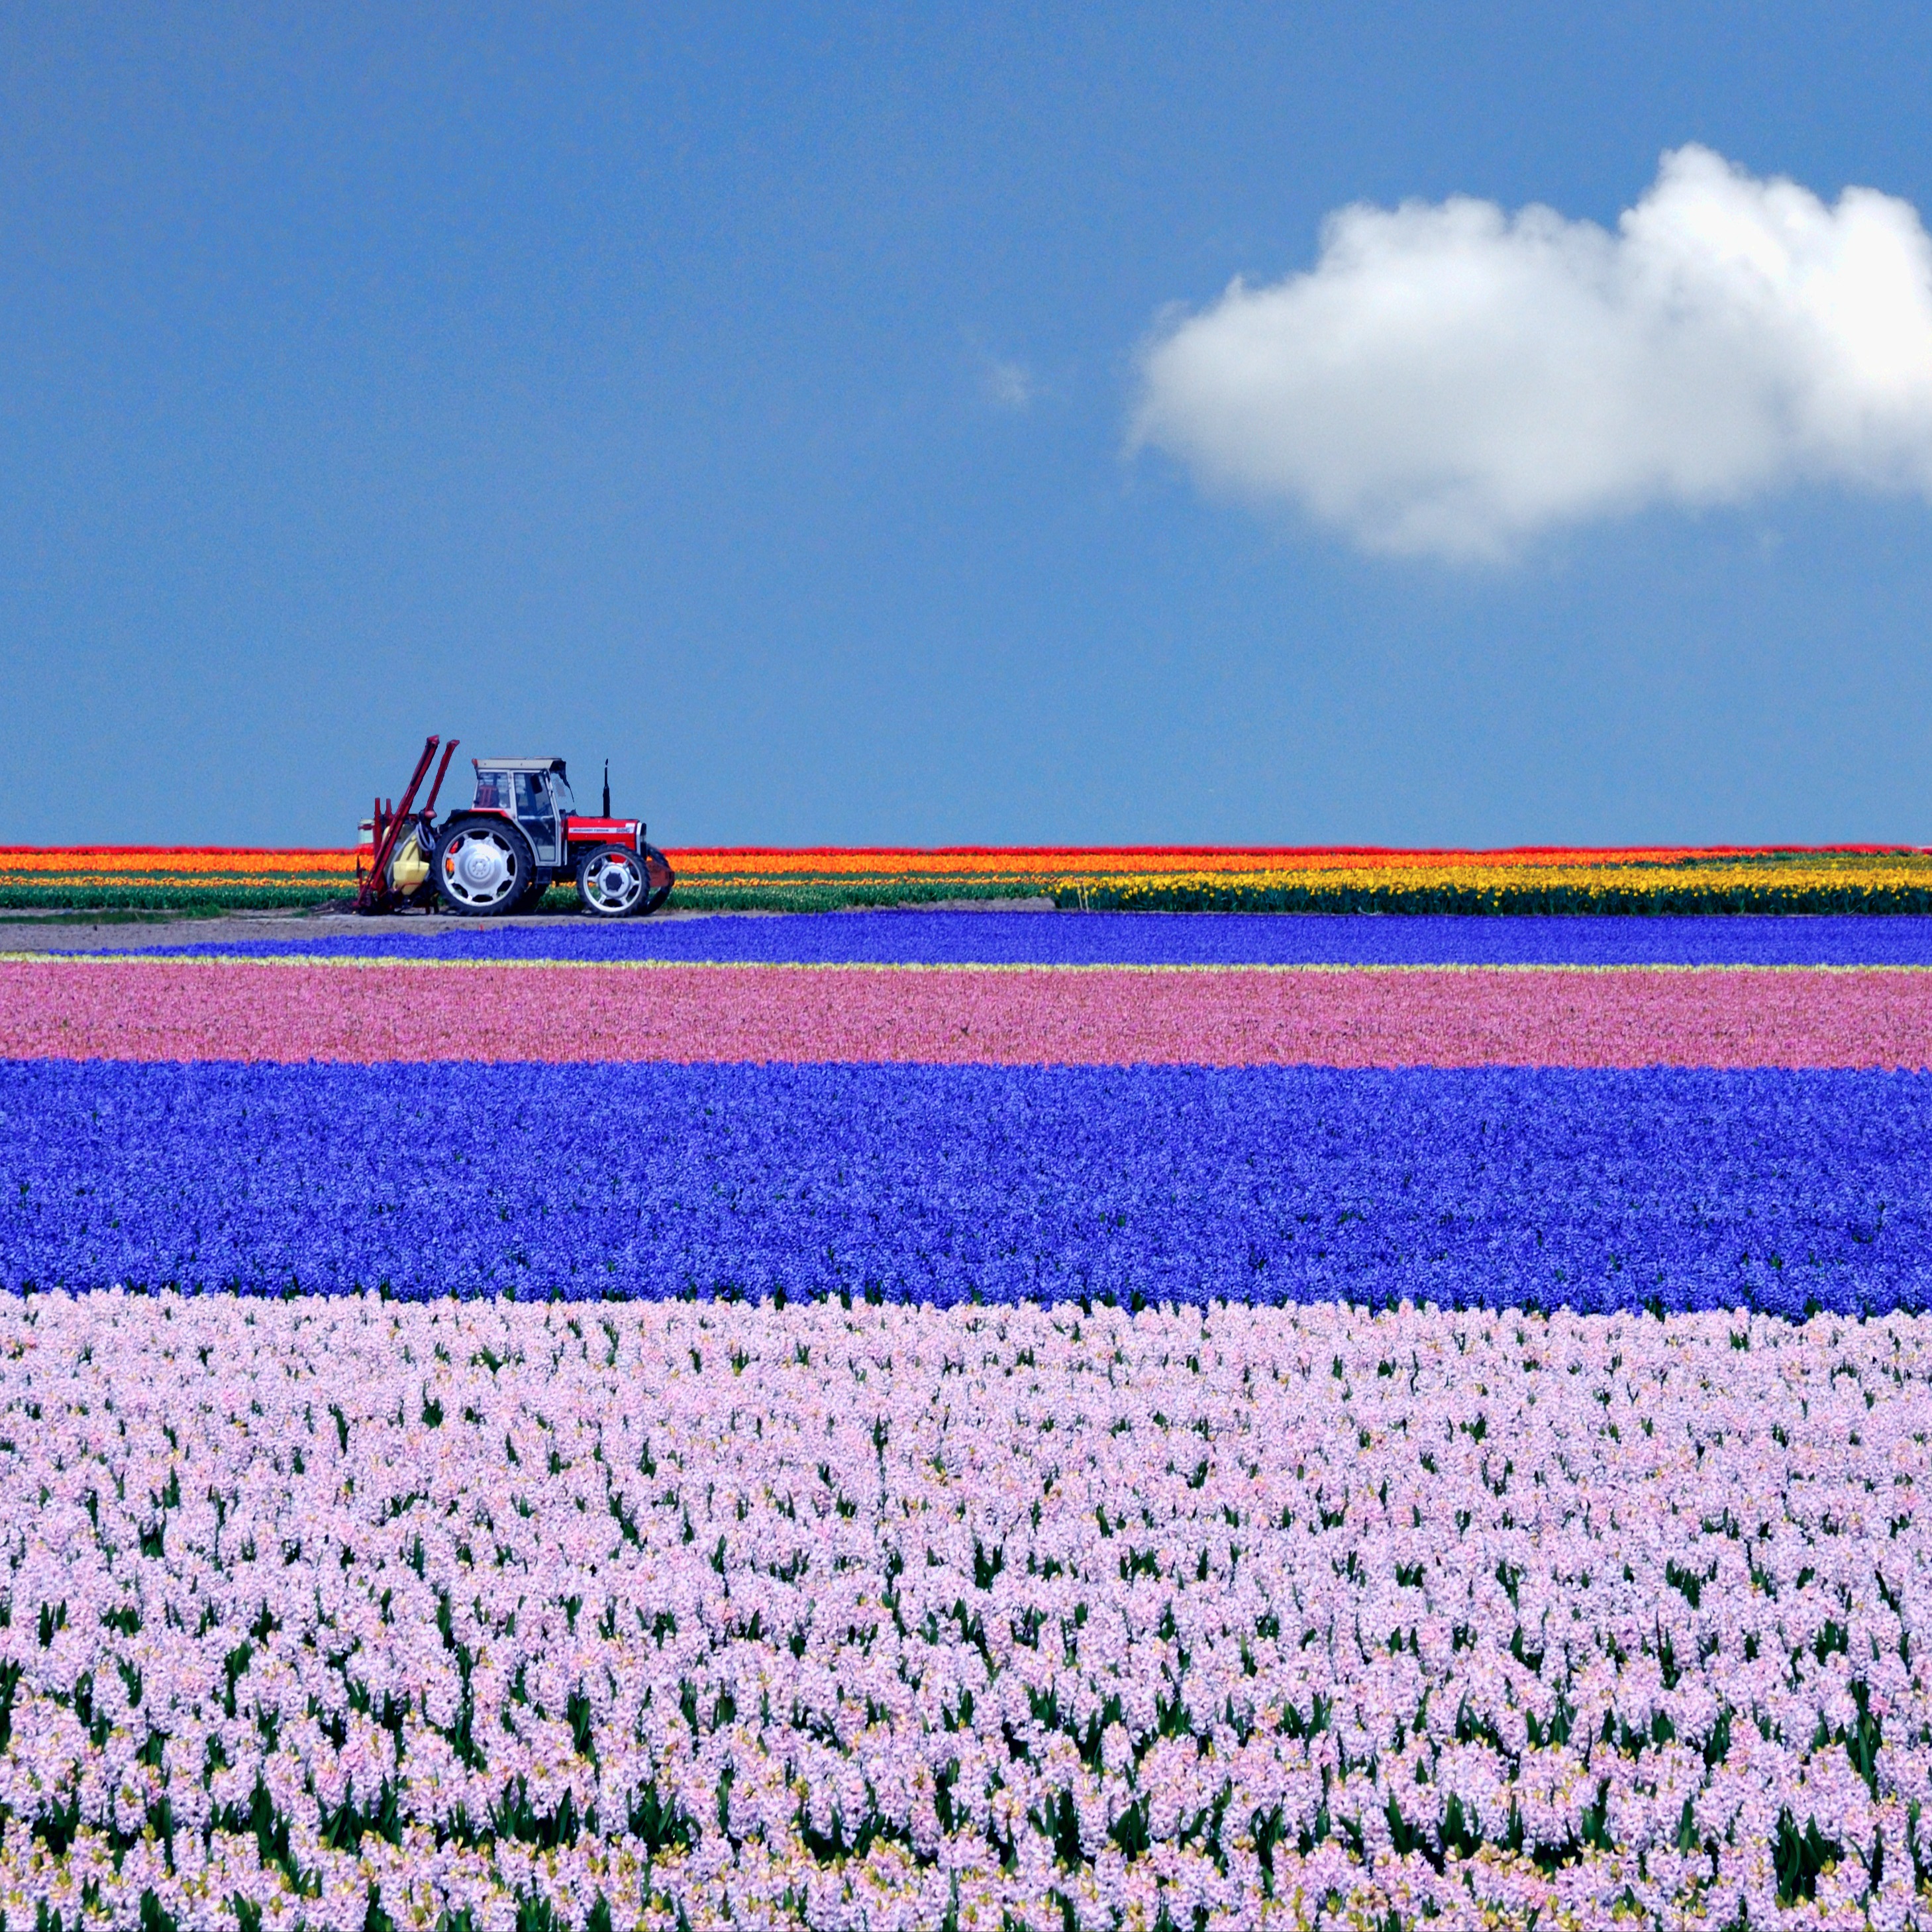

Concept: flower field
[[6, 1061, 1932, 1313], [670, 846, 1932, 917], [12, 957, 1932, 1069], [103, 909, 1932, 966], [1, 1294, 1930, 1932], [10, 844, 1932, 915], [0, 850, 356, 913], [3, 907, 1932, 1929]]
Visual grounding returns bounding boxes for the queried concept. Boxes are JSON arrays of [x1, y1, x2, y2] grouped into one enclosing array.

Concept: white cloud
[[981, 356, 1037, 411], [1133, 146, 1932, 560]]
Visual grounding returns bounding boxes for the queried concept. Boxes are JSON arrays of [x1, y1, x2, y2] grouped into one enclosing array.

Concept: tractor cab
[[471, 758, 574, 866]]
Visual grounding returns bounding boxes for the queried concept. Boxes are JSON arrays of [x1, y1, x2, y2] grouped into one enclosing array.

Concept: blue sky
[[4, 3, 1931, 848]]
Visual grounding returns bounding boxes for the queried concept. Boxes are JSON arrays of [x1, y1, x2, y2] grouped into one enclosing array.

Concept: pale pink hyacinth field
[[1, 1292, 1929, 1931], [9, 958, 1932, 1067]]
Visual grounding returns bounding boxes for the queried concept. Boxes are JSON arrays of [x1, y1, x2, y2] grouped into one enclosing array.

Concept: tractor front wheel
[[641, 842, 675, 914], [434, 819, 536, 917], [576, 844, 647, 917]]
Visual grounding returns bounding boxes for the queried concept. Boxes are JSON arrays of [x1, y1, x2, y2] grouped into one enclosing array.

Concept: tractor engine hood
[[565, 816, 644, 843]]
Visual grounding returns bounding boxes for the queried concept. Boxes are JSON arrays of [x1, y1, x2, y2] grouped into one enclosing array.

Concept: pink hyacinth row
[[0, 1294, 1925, 1930], [6, 958, 1932, 1065]]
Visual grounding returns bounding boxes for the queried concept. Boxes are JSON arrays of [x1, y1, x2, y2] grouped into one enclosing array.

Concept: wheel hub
[[461, 844, 504, 887], [445, 831, 517, 905], [583, 850, 643, 913]]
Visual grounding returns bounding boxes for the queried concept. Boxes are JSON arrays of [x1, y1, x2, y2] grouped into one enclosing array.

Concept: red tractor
[[356, 735, 674, 918]]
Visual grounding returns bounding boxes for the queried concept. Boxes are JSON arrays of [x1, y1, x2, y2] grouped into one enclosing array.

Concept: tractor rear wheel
[[434, 819, 536, 917], [576, 844, 646, 917]]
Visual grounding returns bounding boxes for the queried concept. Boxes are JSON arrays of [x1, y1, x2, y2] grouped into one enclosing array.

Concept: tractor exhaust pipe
[[602, 759, 611, 818]]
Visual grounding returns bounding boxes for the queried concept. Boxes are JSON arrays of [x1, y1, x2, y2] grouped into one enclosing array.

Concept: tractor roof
[[473, 757, 568, 774]]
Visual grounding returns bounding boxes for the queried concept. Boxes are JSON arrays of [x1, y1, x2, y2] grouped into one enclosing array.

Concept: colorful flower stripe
[[6, 1061, 1927, 1312], [670, 846, 1932, 915], [0, 846, 358, 909], [674, 842, 1922, 880], [1048, 858, 1932, 916], [142, 908, 1932, 967], [0, 1292, 1927, 1932], [7, 958, 1932, 1068], [11, 842, 1932, 913], [0, 846, 358, 875]]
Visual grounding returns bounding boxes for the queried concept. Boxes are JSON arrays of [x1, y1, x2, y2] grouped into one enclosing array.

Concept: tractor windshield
[[550, 774, 576, 815]]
